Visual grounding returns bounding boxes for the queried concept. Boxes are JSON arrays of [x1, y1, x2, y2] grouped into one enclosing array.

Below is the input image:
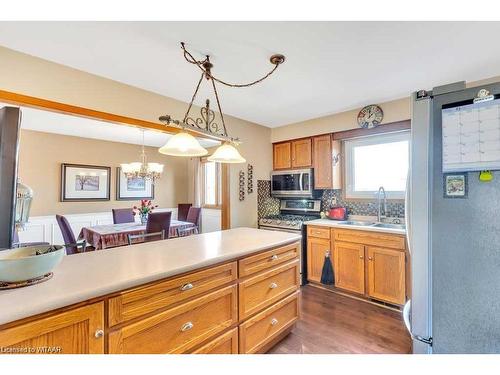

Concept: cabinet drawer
[[238, 243, 299, 278], [108, 262, 237, 326], [332, 229, 405, 250], [108, 285, 238, 354], [239, 260, 300, 320], [0, 302, 104, 354], [307, 226, 330, 239], [239, 292, 299, 354], [192, 328, 238, 354]]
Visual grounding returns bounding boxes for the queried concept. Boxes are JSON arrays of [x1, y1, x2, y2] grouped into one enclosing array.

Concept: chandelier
[[121, 130, 164, 183], [159, 42, 285, 163]]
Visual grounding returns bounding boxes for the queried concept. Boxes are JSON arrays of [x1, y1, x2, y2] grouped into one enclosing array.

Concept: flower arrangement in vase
[[133, 200, 158, 224]]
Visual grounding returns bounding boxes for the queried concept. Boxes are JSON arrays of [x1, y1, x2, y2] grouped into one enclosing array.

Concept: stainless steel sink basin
[[372, 223, 406, 230], [338, 221, 376, 226]]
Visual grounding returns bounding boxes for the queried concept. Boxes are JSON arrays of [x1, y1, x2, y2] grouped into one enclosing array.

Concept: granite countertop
[[0, 227, 301, 325], [305, 218, 406, 235]]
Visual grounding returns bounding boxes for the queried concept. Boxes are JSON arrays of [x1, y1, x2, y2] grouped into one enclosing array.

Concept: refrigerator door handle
[[403, 300, 433, 346], [404, 172, 412, 255]]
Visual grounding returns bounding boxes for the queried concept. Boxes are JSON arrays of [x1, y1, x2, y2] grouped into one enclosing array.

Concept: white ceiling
[[1, 22, 500, 127], [2, 103, 219, 148]]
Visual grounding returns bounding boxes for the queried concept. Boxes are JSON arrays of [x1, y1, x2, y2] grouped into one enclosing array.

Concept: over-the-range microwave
[[270, 168, 317, 198]]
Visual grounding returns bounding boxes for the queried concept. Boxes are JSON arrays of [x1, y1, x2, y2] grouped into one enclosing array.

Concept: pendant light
[[159, 42, 285, 163], [207, 142, 246, 163], [158, 132, 208, 157]]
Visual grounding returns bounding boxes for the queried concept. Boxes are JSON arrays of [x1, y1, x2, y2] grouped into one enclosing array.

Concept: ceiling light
[[207, 142, 246, 164], [159, 42, 285, 163], [158, 132, 208, 157], [121, 130, 164, 183]]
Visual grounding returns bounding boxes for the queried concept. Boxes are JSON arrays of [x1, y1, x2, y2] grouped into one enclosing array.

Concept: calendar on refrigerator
[[442, 97, 500, 172]]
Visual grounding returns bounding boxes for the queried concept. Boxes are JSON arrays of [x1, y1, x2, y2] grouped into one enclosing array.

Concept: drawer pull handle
[[181, 322, 194, 332], [269, 282, 278, 289], [368, 257, 373, 261], [270, 254, 279, 261], [94, 329, 104, 339], [359, 255, 364, 259], [180, 283, 194, 291], [271, 318, 279, 326]]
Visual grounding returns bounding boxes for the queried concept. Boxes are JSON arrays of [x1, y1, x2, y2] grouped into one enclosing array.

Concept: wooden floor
[[268, 285, 412, 354]]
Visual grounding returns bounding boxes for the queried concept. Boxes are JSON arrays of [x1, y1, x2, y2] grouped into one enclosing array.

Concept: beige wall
[[0, 46, 272, 228], [18, 129, 189, 216], [271, 97, 410, 142]]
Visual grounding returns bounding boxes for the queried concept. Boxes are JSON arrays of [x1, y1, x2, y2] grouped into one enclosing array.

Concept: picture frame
[[443, 173, 468, 199], [116, 167, 154, 201], [61, 163, 111, 202]]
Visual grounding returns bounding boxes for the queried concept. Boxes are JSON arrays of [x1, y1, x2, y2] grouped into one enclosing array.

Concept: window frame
[[343, 131, 410, 200], [201, 157, 222, 209]]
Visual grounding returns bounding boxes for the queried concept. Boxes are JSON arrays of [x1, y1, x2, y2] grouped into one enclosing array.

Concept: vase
[[140, 213, 148, 225]]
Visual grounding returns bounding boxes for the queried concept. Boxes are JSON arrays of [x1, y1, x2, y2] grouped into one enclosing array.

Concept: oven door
[[271, 169, 313, 197]]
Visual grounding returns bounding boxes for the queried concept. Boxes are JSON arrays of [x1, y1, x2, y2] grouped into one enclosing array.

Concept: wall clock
[[357, 104, 384, 129]]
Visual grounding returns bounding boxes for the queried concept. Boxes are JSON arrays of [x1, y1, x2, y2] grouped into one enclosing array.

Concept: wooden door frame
[[0, 89, 231, 229]]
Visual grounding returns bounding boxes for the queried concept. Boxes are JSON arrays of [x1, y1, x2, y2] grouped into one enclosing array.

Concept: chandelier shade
[[121, 131, 164, 183], [158, 132, 208, 157], [207, 143, 246, 164]]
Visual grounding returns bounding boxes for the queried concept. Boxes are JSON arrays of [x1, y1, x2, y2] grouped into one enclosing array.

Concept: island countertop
[[0, 227, 301, 325]]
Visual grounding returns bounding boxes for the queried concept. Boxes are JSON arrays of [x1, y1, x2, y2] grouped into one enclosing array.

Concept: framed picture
[[61, 164, 111, 201], [443, 173, 468, 199], [116, 167, 154, 200]]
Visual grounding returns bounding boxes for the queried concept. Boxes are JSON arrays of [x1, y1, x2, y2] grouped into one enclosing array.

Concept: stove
[[258, 199, 322, 285], [258, 199, 322, 232]]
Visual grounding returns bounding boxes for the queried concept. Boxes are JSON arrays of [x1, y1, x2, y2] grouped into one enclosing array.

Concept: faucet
[[377, 186, 387, 223]]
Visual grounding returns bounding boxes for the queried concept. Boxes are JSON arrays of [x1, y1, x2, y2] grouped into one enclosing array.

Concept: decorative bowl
[[0, 245, 65, 283]]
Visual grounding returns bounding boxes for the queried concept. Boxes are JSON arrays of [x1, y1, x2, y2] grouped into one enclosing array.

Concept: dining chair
[[177, 203, 192, 222], [112, 208, 135, 224], [56, 215, 87, 255], [128, 211, 172, 245], [177, 207, 201, 236]]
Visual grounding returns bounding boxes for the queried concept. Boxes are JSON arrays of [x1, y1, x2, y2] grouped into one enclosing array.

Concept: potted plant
[[133, 200, 158, 224]]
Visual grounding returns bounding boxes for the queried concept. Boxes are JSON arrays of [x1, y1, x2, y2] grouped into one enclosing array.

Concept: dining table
[[78, 220, 198, 250]]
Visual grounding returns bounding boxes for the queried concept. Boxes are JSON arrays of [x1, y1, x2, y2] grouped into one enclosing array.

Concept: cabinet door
[[333, 241, 365, 294], [313, 135, 333, 189], [273, 142, 291, 170], [0, 302, 104, 354], [291, 139, 312, 168], [307, 237, 331, 283], [367, 247, 406, 305]]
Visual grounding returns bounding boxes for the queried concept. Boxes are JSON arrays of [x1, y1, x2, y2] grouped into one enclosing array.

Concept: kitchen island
[[0, 228, 302, 354]]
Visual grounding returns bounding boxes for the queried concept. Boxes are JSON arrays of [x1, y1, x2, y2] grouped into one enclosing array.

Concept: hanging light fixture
[[159, 42, 285, 163], [121, 130, 164, 183]]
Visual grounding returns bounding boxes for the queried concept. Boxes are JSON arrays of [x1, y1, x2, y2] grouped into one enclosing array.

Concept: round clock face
[[357, 105, 384, 129]]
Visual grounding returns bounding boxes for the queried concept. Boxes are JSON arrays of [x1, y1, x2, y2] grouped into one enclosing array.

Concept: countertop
[[305, 219, 406, 235], [0, 227, 301, 325]]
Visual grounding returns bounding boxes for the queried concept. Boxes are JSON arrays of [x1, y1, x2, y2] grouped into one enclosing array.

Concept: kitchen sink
[[338, 221, 376, 226], [371, 223, 406, 230]]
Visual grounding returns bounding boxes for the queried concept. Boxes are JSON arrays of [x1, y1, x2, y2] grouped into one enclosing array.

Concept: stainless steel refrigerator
[[405, 81, 500, 353]]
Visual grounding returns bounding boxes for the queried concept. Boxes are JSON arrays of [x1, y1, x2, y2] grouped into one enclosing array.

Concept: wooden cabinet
[[273, 139, 312, 170], [312, 135, 333, 189], [192, 328, 238, 354], [291, 138, 312, 168], [239, 292, 299, 354], [0, 302, 104, 354], [273, 142, 291, 169], [108, 285, 238, 354], [239, 260, 299, 320], [109, 262, 237, 326], [367, 247, 406, 305], [333, 241, 365, 294], [306, 237, 330, 283]]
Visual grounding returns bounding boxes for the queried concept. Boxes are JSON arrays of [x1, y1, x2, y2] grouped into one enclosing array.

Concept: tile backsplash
[[320, 189, 405, 218], [257, 180, 405, 219]]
